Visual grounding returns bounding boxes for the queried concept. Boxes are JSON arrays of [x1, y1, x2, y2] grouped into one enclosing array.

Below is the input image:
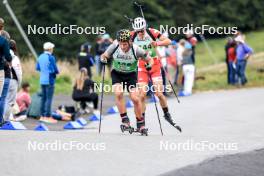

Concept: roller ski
[[134, 127, 148, 136], [164, 112, 182, 132], [134, 118, 148, 136], [120, 117, 134, 134]]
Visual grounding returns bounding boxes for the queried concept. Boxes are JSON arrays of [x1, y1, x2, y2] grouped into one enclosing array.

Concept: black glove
[[145, 63, 152, 71]]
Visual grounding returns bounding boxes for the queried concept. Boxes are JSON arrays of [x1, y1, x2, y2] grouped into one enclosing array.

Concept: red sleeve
[[148, 28, 162, 39]]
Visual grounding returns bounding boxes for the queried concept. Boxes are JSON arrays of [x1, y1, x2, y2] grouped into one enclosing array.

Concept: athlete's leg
[[137, 81, 148, 116], [130, 86, 146, 131], [152, 79, 168, 109], [152, 71, 180, 129], [129, 88, 142, 119], [113, 83, 126, 114], [150, 64, 168, 109]]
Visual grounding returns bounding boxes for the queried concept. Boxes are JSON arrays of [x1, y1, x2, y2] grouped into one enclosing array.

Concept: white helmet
[[132, 17, 147, 31]]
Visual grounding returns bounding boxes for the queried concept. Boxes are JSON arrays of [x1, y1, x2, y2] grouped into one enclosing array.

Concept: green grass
[[24, 75, 73, 95]]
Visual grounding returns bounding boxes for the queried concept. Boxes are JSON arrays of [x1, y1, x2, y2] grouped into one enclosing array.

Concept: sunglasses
[[138, 30, 144, 33]]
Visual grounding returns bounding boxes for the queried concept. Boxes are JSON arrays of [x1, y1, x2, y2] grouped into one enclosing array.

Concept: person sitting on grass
[[51, 109, 74, 121], [11, 82, 31, 121], [72, 67, 99, 114]]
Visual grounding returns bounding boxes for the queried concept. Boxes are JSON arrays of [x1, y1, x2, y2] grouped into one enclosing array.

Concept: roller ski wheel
[[140, 128, 148, 136], [164, 112, 182, 132], [135, 117, 148, 136], [120, 116, 134, 134], [134, 127, 148, 136], [120, 124, 134, 134]]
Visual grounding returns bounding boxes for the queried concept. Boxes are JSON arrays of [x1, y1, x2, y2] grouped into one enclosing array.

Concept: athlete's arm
[[147, 28, 171, 47], [100, 40, 118, 63], [135, 45, 154, 65], [152, 34, 171, 47]]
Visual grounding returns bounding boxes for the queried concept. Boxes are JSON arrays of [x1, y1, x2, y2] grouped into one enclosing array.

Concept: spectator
[[72, 68, 99, 114], [166, 40, 177, 69], [51, 109, 74, 121], [166, 40, 177, 85], [11, 82, 31, 121], [0, 18, 10, 40], [0, 18, 10, 39], [234, 35, 253, 85], [0, 31, 12, 126], [0, 18, 4, 31], [225, 37, 234, 84], [185, 30, 198, 64], [0, 18, 5, 37], [36, 42, 59, 123], [78, 42, 94, 78], [179, 41, 195, 96], [227, 39, 237, 85], [174, 39, 185, 87], [97, 33, 113, 76], [157, 33, 168, 95], [4, 40, 22, 121], [95, 35, 103, 75], [234, 30, 244, 39], [0, 17, 9, 95]]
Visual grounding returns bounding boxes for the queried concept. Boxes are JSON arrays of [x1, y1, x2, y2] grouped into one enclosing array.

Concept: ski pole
[[123, 15, 134, 24], [134, 1, 145, 19], [98, 64, 106, 133], [147, 71, 164, 136], [160, 66, 180, 103]]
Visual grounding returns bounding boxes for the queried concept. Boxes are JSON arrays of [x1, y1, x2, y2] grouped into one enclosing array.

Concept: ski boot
[[164, 112, 182, 132], [120, 117, 134, 134], [135, 118, 148, 136]]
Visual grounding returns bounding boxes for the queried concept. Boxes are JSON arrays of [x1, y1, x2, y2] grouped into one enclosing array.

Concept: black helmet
[[116, 29, 131, 42], [81, 42, 92, 52]]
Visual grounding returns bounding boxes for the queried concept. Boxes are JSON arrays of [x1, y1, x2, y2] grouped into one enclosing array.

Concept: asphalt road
[[0, 88, 264, 176]]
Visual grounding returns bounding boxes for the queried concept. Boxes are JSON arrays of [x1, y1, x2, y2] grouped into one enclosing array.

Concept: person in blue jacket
[[36, 42, 59, 123], [0, 34, 12, 126], [234, 35, 253, 85]]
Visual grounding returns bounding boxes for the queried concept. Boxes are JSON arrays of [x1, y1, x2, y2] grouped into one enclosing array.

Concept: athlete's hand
[[100, 56, 107, 64], [152, 41, 159, 47], [145, 63, 152, 71]]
